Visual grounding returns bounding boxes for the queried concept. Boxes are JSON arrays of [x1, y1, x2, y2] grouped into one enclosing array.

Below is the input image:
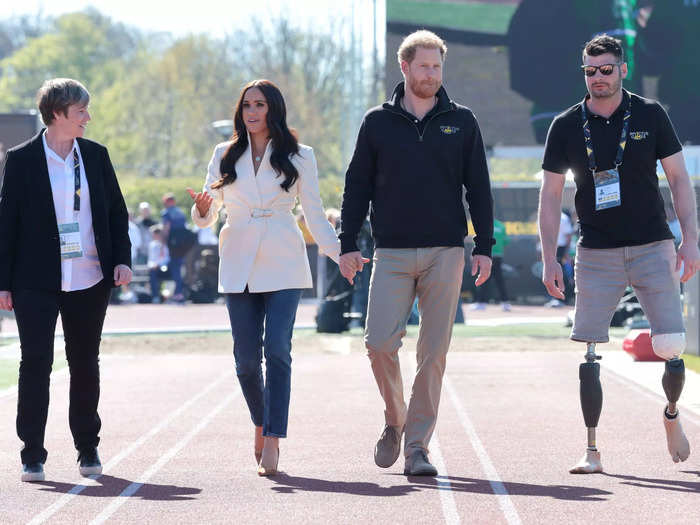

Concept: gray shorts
[[571, 239, 684, 343]]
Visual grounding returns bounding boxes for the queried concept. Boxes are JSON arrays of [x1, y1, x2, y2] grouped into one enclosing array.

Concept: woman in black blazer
[[0, 78, 132, 482]]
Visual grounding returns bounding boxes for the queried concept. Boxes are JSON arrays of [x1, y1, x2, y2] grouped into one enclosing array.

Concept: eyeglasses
[[581, 63, 621, 77]]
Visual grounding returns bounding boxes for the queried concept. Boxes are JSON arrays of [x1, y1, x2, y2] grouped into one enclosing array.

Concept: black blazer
[[0, 131, 131, 292]]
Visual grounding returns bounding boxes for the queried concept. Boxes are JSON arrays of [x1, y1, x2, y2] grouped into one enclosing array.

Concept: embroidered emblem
[[440, 125, 460, 135], [630, 131, 649, 140]]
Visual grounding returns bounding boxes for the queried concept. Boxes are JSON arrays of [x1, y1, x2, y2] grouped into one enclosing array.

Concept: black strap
[[72, 149, 81, 213], [581, 97, 631, 173]]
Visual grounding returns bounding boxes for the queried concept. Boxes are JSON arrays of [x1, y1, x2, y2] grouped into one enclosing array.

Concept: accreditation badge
[[58, 222, 83, 259], [593, 168, 621, 210]]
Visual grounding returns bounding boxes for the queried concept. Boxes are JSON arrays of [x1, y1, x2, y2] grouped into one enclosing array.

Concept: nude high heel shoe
[[257, 446, 279, 476], [255, 426, 264, 465]]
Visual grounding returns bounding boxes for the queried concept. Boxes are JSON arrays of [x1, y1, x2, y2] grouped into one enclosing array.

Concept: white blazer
[[192, 140, 340, 293]]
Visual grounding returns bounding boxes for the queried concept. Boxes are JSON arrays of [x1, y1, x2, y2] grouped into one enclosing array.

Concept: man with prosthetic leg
[[538, 35, 699, 474]]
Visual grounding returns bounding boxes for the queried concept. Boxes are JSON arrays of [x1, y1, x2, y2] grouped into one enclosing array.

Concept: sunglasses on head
[[581, 63, 621, 77]]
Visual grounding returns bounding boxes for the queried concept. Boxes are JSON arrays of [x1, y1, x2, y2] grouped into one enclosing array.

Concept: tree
[[228, 17, 365, 186], [0, 14, 47, 62], [0, 9, 141, 112], [90, 35, 243, 179], [0, 9, 378, 210]]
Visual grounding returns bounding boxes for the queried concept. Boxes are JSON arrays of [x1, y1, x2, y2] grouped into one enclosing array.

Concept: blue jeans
[[169, 256, 184, 296], [225, 288, 302, 437], [149, 267, 169, 301]]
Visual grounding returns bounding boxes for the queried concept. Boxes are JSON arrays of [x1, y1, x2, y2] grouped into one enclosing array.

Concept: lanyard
[[72, 148, 81, 213], [580, 97, 631, 173]]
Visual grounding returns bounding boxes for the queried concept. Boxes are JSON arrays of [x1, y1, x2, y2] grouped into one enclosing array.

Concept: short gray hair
[[36, 78, 90, 126]]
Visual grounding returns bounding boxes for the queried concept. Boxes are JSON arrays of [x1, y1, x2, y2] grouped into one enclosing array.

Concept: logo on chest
[[630, 131, 649, 140], [440, 125, 460, 135]]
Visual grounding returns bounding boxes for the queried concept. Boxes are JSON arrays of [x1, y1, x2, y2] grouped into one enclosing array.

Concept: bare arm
[[538, 170, 566, 299], [663, 151, 700, 282]]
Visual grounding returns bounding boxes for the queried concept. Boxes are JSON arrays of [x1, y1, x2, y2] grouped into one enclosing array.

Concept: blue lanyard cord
[[73, 149, 81, 213], [581, 97, 631, 173]]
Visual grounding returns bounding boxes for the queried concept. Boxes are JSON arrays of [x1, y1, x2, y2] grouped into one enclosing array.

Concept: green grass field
[[387, 0, 517, 34], [0, 358, 67, 391], [1, 326, 698, 390]]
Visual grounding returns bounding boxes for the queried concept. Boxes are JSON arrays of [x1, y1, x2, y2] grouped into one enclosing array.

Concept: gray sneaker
[[21, 462, 45, 482], [78, 448, 102, 477], [374, 424, 403, 468], [404, 450, 438, 476]]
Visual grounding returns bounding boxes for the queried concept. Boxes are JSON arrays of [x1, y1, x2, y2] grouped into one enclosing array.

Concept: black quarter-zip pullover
[[339, 82, 495, 256]]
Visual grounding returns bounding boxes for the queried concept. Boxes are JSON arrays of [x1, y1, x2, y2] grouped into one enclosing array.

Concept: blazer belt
[[246, 206, 292, 221], [250, 208, 274, 219]]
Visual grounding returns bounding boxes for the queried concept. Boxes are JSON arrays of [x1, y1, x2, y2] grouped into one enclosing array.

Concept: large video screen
[[386, 0, 700, 147]]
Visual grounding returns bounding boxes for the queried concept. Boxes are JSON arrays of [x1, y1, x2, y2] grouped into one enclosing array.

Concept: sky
[[0, 0, 385, 55]]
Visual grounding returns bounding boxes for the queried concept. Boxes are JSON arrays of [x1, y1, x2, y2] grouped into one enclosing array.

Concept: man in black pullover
[[339, 30, 495, 476]]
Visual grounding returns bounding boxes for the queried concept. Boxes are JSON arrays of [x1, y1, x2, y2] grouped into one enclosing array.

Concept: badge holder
[[59, 221, 83, 259], [593, 166, 621, 211]]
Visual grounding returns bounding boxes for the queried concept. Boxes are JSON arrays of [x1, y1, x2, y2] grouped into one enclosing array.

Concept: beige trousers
[[364, 247, 465, 457]]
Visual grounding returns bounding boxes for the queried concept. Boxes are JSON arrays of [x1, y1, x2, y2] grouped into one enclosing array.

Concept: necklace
[[255, 155, 261, 162]]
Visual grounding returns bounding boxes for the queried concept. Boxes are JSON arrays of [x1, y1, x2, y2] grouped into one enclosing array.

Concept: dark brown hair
[[213, 79, 299, 191], [583, 34, 624, 63]]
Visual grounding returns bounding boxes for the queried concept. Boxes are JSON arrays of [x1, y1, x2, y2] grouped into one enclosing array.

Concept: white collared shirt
[[42, 131, 103, 291]]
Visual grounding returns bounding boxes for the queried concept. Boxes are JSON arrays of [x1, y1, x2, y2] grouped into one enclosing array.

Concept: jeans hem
[[262, 431, 287, 438]]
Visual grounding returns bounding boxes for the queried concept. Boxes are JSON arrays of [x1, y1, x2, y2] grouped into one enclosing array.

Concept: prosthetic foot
[[570, 343, 603, 474], [663, 410, 690, 463], [570, 448, 603, 474]]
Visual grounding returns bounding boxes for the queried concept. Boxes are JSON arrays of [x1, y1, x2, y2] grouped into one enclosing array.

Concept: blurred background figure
[[546, 209, 575, 307], [147, 225, 170, 303], [317, 208, 341, 298], [471, 218, 511, 311], [119, 209, 142, 303], [161, 193, 195, 303], [135, 201, 156, 265]]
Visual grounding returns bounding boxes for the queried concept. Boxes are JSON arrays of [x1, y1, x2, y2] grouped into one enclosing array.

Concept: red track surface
[[1, 348, 697, 524]]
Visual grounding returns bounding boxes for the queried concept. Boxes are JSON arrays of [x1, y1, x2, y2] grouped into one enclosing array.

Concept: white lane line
[[90, 389, 239, 524], [605, 370, 700, 427], [430, 435, 460, 525], [27, 370, 232, 525], [444, 375, 522, 525], [403, 353, 460, 525]]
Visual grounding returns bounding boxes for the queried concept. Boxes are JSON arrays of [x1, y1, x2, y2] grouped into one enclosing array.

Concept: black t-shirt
[[542, 90, 682, 248]]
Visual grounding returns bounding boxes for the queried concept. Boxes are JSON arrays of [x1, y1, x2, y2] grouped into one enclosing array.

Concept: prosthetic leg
[[570, 343, 604, 474], [654, 333, 690, 462]]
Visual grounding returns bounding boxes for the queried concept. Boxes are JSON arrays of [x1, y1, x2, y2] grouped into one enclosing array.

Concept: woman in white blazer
[[188, 80, 340, 476]]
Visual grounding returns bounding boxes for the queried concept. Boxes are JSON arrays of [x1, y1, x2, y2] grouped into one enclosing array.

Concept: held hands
[[114, 264, 133, 286], [339, 251, 370, 285], [187, 188, 213, 218], [677, 241, 700, 283], [541, 258, 566, 300], [472, 255, 492, 287], [0, 291, 12, 311]]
